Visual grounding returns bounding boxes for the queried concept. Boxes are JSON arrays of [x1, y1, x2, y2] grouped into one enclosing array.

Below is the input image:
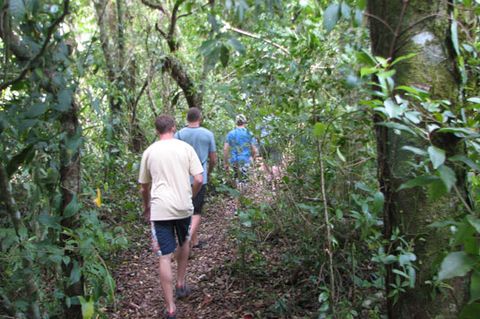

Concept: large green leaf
[[428, 146, 445, 169], [340, 2, 351, 19], [438, 251, 475, 280], [9, 0, 26, 18], [451, 16, 460, 55], [63, 194, 80, 218], [398, 175, 439, 191], [437, 164, 456, 192], [323, 3, 340, 33], [401, 145, 427, 156], [450, 155, 480, 172], [376, 121, 417, 136], [437, 127, 480, 138]]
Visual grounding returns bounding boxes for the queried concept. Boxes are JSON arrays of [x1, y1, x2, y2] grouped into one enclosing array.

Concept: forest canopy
[[1, 0, 480, 318]]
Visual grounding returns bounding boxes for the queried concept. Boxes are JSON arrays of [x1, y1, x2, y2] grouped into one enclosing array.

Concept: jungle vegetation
[[1, 0, 479, 318]]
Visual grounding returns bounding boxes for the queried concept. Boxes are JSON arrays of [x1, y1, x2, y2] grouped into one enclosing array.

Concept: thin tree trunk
[[367, 1, 468, 318], [59, 99, 84, 319]]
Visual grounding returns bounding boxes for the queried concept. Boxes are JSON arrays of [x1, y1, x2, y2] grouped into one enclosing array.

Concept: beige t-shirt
[[138, 139, 204, 220]]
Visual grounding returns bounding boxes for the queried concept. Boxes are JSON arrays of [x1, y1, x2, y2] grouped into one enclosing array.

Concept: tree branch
[[225, 24, 290, 55], [0, 0, 70, 92], [139, 0, 166, 13]]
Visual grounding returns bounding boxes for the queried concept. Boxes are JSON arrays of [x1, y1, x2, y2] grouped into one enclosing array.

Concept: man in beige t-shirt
[[139, 115, 203, 319]]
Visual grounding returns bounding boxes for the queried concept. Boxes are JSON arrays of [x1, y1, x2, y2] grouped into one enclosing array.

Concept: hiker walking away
[[139, 115, 203, 319], [175, 107, 217, 249], [223, 114, 257, 187]]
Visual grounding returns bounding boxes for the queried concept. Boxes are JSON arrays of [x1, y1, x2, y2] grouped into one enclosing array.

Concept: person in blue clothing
[[223, 114, 257, 185], [175, 107, 217, 249]]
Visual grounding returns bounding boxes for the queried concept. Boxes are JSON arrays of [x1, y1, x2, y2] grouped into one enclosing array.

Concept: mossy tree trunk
[[367, 1, 469, 318]]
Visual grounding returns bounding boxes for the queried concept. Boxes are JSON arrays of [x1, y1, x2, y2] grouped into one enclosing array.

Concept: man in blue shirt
[[175, 107, 217, 249], [223, 114, 257, 185]]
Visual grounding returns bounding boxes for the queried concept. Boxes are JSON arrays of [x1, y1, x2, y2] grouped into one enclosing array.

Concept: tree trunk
[[59, 99, 84, 319], [367, 1, 469, 318]]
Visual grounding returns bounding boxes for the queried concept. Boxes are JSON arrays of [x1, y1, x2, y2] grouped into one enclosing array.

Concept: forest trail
[[109, 190, 250, 318]]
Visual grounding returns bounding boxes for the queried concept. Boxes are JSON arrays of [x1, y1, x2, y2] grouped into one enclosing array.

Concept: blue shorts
[[151, 217, 191, 256]]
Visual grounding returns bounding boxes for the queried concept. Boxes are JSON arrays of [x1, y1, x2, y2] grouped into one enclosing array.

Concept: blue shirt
[[226, 127, 256, 165], [175, 127, 216, 184]]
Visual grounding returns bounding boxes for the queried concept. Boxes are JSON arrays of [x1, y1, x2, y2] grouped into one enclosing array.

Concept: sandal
[[175, 284, 192, 299], [192, 240, 206, 249], [164, 310, 176, 319]]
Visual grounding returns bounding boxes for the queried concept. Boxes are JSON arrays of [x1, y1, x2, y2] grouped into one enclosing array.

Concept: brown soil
[[108, 195, 255, 319]]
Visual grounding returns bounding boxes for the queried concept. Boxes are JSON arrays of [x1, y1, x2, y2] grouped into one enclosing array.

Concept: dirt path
[[109, 195, 248, 318]]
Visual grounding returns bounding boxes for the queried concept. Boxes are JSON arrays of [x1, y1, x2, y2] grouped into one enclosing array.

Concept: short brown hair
[[155, 115, 176, 134], [187, 107, 202, 122]]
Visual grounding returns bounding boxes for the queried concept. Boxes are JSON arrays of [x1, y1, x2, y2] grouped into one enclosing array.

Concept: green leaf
[[313, 122, 326, 137], [376, 122, 417, 136], [357, 0, 366, 10], [372, 191, 384, 214], [437, 165, 456, 192], [6, 144, 35, 177], [199, 39, 218, 56], [451, 16, 460, 56], [354, 9, 363, 27], [70, 260, 81, 284], [438, 252, 475, 280], [459, 303, 480, 319], [399, 252, 416, 266], [398, 175, 439, 191], [25, 103, 49, 118], [336, 146, 346, 162], [323, 3, 340, 33], [390, 53, 417, 66], [356, 49, 376, 66], [437, 127, 480, 138], [408, 265, 416, 288], [467, 97, 480, 104], [79, 297, 95, 319], [450, 155, 480, 172], [404, 111, 421, 124], [340, 2, 351, 19], [55, 89, 73, 112], [428, 179, 447, 199], [428, 146, 446, 169], [227, 37, 245, 54], [9, 0, 26, 18], [384, 98, 402, 118], [470, 271, 480, 303], [220, 45, 229, 67], [63, 195, 80, 218], [360, 67, 377, 77], [401, 146, 427, 156], [397, 85, 429, 96], [466, 215, 480, 234]]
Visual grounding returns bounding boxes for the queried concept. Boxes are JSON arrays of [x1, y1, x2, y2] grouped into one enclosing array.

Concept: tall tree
[[142, 0, 204, 110], [367, 1, 469, 318], [0, 1, 84, 317]]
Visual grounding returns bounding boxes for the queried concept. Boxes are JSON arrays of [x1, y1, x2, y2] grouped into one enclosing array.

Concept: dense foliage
[[1, 0, 479, 318]]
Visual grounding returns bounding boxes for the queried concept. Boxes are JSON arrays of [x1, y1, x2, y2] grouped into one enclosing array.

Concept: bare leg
[[176, 240, 190, 288], [190, 214, 201, 247], [158, 254, 175, 314]]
